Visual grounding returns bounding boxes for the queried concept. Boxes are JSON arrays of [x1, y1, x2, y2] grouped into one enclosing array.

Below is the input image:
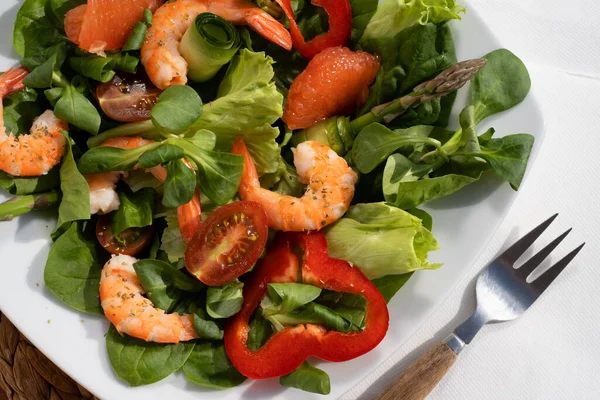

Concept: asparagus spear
[[352, 58, 487, 131], [292, 58, 488, 154], [0, 191, 60, 221]]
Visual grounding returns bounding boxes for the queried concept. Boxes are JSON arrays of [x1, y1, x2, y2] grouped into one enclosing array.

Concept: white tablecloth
[[347, 0, 600, 399]]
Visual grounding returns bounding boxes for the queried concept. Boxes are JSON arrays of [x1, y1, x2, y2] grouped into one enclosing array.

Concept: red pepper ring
[[224, 231, 389, 379], [276, 0, 352, 60]]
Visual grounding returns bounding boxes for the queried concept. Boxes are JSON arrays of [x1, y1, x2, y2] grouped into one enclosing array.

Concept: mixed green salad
[[0, 0, 534, 395]]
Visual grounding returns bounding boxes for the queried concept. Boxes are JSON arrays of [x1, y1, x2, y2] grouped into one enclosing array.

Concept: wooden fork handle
[[376, 341, 458, 400]]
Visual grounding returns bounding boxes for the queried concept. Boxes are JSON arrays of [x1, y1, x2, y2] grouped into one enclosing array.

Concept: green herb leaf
[[151, 86, 203, 133], [247, 309, 274, 351], [163, 159, 196, 208], [56, 135, 90, 228], [352, 123, 447, 174], [206, 280, 244, 319], [112, 188, 156, 236], [69, 56, 116, 83], [189, 304, 224, 340], [2, 86, 43, 134], [139, 144, 185, 168], [475, 133, 535, 190], [78, 142, 159, 174], [54, 85, 101, 135], [183, 341, 246, 389], [280, 362, 331, 395], [160, 212, 187, 262], [106, 325, 194, 386], [261, 283, 322, 317]]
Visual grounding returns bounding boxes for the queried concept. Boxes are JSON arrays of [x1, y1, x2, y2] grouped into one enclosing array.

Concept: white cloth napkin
[[345, 0, 600, 398]]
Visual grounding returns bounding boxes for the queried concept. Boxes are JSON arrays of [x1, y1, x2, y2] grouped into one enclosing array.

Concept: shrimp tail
[[245, 12, 292, 50], [0, 67, 29, 98], [178, 189, 202, 243], [231, 137, 261, 194]]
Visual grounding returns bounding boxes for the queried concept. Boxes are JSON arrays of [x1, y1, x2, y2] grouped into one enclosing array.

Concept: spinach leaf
[[471, 49, 531, 123], [160, 212, 186, 262], [138, 144, 185, 168], [206, 280, 244, 319], [383, 154, 482, 209], [261, 283, 322, 317], [133, 259, 204, 312], [0, 169, 59, 196], [133, 260, 183, 311], [112, 188, 156, 236], [359, 23, 457, 118], [189, 304, 224, 340], [247, 309, 274, 351], [183, 341, 246, 389], [13, 0, 66, 68], [44, 221, 104, 314], [151, 86, 203, 133], [324, 203, 441, 279], [163, 159, 196, 208], [56, 135, 90, 228], [54, 85, 101, 135], [22, 43, 67, 88], [106, 325, 195, 386], [371, 273, 413, 303], [78, 142, 160, 174], [280, 361, 330, 395], [2, 86, 44, 135]]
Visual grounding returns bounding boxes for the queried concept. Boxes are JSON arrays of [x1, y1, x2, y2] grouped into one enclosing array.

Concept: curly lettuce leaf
[[361, 0, 465, 42], [324, 203, 441, 279], [188, 49, 283, 175]]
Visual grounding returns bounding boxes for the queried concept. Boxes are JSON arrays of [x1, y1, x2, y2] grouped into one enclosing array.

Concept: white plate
[[0, 1, 545, 399]]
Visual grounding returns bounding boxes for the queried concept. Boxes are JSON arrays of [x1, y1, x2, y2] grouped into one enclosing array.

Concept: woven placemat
[[0, 312, 99, 400]]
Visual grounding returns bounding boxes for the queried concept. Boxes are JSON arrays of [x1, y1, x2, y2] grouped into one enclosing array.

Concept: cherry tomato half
[[96, 215, 155, 256], [184, 201, 269, 286], [96, 72, 162, 122]]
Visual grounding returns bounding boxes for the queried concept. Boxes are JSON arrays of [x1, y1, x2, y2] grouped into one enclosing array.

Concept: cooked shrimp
[[85, 136, 202, 242], [100, 254, 198, 343], [0, 68, 68, 177], [141, 0, 292, 89], [231, 138, 358, 231], [86, 171, 125, 215]]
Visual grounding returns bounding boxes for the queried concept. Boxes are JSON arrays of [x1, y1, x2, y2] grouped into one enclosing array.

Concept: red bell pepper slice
[[276, 0, 352, 59], [224, 231, 389, 379]]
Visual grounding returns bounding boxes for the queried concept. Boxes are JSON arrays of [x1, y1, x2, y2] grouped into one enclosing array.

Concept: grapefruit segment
[[65, 0, 164, 54], [283, 46, 380, 130]]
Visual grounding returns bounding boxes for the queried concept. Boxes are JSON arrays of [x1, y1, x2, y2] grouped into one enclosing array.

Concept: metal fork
[[377, 214, 585, 400]]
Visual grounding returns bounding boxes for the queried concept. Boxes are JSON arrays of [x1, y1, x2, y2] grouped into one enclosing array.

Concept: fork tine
[[498, 214, 558, 265], [515, 229, 572, 280], [531, 243, 585, 293]]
